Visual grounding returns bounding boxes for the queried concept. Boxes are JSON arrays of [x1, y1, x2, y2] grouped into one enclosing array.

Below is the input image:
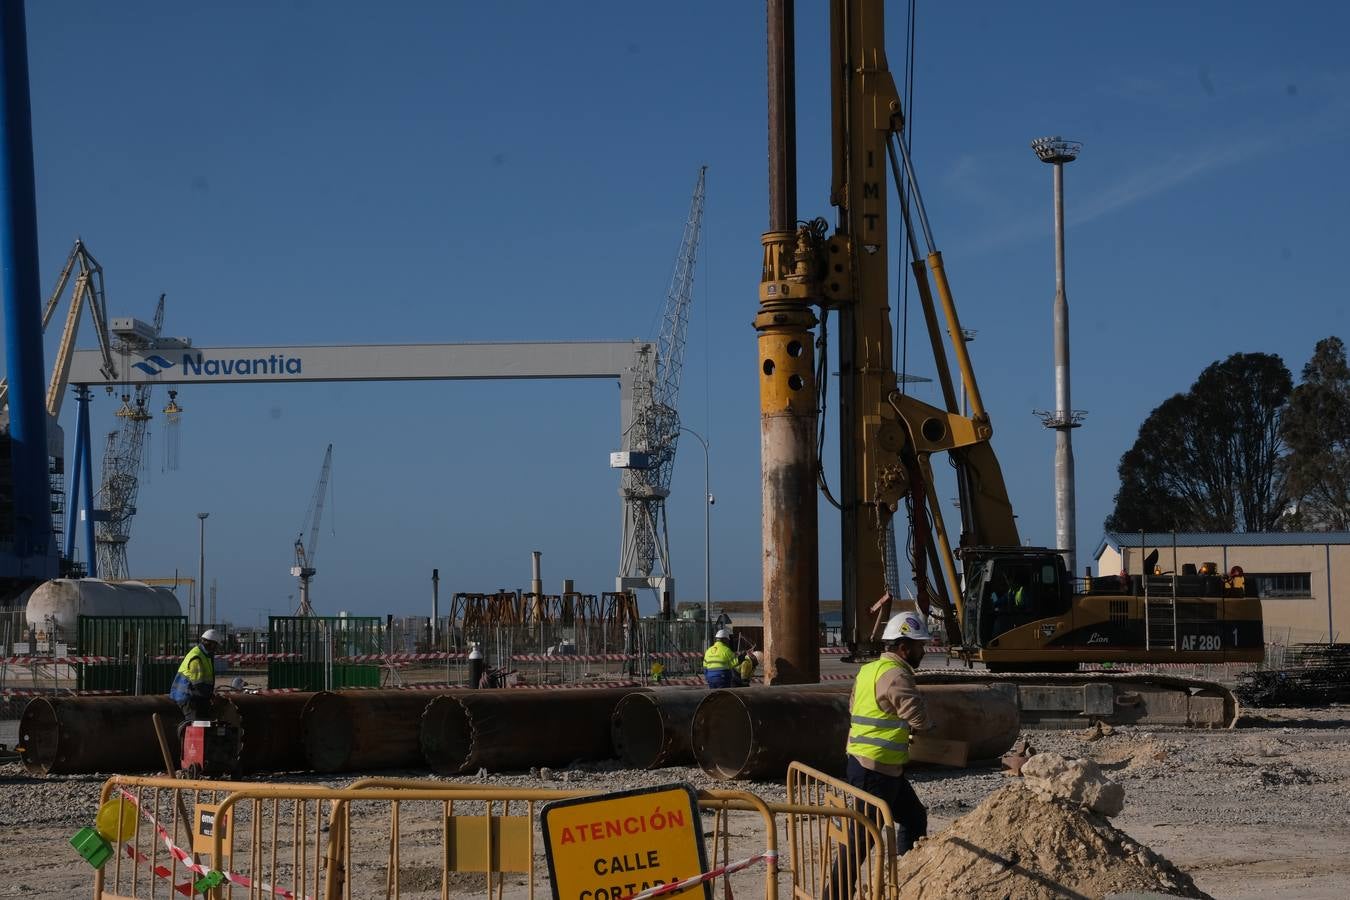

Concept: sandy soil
[[2, 706, 1347, 898]]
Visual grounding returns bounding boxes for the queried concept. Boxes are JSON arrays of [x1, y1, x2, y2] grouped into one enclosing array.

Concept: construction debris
[[1236, 643, 1350, 707], [1020, 752, 1125, 817], [892, 781, 1211, 899]]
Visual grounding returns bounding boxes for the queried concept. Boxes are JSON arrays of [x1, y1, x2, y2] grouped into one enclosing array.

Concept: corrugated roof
[[1096, 530, 1350, 559]]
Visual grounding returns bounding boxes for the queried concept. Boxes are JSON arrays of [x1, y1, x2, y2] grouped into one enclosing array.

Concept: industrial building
[[1095, 531, 1350, 644]]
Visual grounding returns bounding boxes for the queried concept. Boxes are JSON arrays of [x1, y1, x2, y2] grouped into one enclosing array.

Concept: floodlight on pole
[[1030, 136, 1086, 580]]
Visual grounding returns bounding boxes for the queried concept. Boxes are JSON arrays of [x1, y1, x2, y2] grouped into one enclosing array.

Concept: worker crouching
[[703, 628, 744, 689], [170, 628, 223, 724]]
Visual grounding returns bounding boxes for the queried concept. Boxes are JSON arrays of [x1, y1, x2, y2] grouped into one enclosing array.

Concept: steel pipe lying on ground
[[216, 691, 315, 774], [301, 689, 470, 773], [691, 683, 1019, 781], [18, 695, 180, 774], [421, 686, 647, 774], [610, 688, 706, 769]]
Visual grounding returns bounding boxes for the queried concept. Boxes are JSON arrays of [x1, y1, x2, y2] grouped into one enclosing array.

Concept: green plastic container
[[70, 827, 113, 869]]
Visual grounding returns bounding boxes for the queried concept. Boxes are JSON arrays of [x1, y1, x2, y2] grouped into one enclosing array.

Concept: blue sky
[[4, 1, 1348, 622]]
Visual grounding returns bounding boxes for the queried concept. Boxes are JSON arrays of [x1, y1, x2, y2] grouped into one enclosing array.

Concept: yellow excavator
[[756, 0, 1259, 722]]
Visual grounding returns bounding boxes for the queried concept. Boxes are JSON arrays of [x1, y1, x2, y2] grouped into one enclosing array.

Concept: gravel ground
[[2, 705, 1348, 898]]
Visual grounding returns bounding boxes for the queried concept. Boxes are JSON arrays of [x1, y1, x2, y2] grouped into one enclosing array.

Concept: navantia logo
[[131, 355, 175, 375], [130, 353, 303, 377]]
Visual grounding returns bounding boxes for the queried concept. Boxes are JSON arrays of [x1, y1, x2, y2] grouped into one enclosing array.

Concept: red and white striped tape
[[338, 652, 466, 663], [151, 653, 304, 663], [116, 788, 307, 899], [122, 843, 195, 896], [620, 850, 777, 900], [0, 655, 114, 665], [0, 696, 122, 701]]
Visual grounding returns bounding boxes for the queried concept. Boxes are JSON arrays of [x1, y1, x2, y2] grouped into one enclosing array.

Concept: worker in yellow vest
[[845, 609, 933, 854], [703, 628, 740, 689], [170, 628, 223, 724]]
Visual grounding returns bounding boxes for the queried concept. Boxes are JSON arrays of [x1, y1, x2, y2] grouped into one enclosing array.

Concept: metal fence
[[91, 774, 879, 900], [77, 616, 190, 695], [266, 616, 381, 690]]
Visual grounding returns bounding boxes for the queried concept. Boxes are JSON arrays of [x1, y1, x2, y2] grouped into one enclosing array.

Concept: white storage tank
[[24, 578, 182, 638]]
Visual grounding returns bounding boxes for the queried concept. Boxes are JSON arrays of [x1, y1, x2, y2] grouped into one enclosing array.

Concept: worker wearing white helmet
[[702, 627, 740, 689], [843, 602, 934, 855], [169, 628, 225, 724]]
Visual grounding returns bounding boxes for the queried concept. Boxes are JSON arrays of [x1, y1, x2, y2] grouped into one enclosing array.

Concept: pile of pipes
[[19, 682, 1019, 780], [1236, 643, 1350, 707]]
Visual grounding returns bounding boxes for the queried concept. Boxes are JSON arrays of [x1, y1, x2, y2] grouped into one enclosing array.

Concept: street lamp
[[679, 427, 713, 646], [197, 512, 209, 629]]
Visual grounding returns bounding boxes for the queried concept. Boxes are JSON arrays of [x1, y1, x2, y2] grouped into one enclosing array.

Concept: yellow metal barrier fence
[[786, 762, 894, 900], [92, 774, 887, 900]]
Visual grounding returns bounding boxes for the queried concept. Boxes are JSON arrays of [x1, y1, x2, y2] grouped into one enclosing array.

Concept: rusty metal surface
[[691, 683, 1019, 781], [218, 691, 315, 774], [18, 695, 179, 774], [421, 686, 647, 775], [610, 688, 706, 769], [302, 689, 469, 773]]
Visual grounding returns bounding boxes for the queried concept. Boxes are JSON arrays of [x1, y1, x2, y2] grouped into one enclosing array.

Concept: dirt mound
[[891, 784, 1211, 899]]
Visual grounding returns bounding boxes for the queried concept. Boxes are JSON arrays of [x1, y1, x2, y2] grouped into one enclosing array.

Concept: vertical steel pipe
[[301, 689, 468, 773], [421, 687, 646, 775], [760, 0, 819, 685], [0, 2, 55, 571]]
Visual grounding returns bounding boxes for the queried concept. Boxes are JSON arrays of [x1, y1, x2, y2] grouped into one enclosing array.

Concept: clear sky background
[[4, 1, 1347, 623]]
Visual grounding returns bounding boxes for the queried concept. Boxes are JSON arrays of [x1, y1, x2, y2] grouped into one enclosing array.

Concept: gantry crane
[[291, 444, 334, 616], [614, 166, 707, 614]]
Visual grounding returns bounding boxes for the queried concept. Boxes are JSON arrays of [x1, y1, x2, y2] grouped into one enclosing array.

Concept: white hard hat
[[230, 676, 247, 690], [200, 628, 225, 643], [881, 611, 932, 642], [715, 628, 732, 640]]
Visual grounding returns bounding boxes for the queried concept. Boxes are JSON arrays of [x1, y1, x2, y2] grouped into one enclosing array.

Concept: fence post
[[134, 627, 143, 696]]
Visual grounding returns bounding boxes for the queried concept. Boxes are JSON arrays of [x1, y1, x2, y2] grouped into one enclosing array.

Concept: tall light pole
[[196, 512, 209, 629], [1031, 136, 1086, 580], [679, 427, 713, 646]]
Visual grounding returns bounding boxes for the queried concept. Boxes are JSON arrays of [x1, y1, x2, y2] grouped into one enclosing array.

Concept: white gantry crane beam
[[291, 443, 333, 617], [615, 166, 707, 613]]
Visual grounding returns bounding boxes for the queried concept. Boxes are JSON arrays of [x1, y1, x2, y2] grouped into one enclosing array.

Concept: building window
[[1248, 572, 1313, 599]]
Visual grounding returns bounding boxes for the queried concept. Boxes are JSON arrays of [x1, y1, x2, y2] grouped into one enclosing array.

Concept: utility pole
[[1031, 136, 1086, 580], [196, 512, 209, 629]]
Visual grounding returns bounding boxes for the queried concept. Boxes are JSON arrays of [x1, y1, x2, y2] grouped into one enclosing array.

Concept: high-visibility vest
[[703, 641, 736, 672], [169, 644, 215, 702], [1011, 586, 1027, 610], [846, 658, 911, 767]]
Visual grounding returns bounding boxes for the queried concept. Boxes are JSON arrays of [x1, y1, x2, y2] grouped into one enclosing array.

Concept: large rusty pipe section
[[691, 683, 1019, 781], [302, 689, 469, 773], [18, 695, 181, 774], [610, 689, 706, 769], [421, 687, 646, 775], [759, 0, 820, 685], [217, 691, 315, 774]]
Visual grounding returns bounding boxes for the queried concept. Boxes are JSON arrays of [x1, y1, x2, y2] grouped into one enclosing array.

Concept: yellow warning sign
[[541, 783, 709, 900]]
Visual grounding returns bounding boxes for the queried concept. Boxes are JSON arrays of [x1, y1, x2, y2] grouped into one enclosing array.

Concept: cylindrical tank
[[24, 578, 181, 636]]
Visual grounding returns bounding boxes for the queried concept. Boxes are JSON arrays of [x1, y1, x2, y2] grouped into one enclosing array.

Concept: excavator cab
[[961, 548, 1072, 650]]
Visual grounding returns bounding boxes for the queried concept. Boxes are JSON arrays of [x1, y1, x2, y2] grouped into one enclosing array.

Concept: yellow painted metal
[[447, 814, 532, 873], [91, 773, 900, 900], [786, 761, 890, 900]]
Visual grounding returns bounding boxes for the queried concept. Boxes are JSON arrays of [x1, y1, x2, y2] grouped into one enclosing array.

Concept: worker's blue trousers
[[705, 669, 735, 689]]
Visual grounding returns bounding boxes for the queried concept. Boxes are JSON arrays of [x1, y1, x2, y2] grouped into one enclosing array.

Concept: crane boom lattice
[[617, 167, 707, 612], [292, 443, 333, 616]]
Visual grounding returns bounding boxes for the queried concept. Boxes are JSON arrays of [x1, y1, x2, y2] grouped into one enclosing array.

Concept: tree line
[[1106, 336, 1350, 534]]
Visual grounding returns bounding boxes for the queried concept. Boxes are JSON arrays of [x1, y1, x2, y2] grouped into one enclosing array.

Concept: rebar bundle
[[1236, 643, 1350, 707]]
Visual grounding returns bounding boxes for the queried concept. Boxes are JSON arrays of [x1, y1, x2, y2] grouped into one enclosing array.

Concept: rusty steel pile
[[17, 681, 1022, 780]]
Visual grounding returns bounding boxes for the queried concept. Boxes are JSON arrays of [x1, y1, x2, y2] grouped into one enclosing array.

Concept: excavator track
[[914, 670, 1241, 729]]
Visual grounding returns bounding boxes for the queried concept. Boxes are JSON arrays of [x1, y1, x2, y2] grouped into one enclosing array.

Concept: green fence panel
[[76, 615, 190, 694], [267, 616, 382, 691]]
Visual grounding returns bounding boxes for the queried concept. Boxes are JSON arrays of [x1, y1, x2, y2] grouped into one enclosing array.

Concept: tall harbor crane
[[614, 167, 707, 614], [291, 443, 333, 616], [94, 296, 173, 580]]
